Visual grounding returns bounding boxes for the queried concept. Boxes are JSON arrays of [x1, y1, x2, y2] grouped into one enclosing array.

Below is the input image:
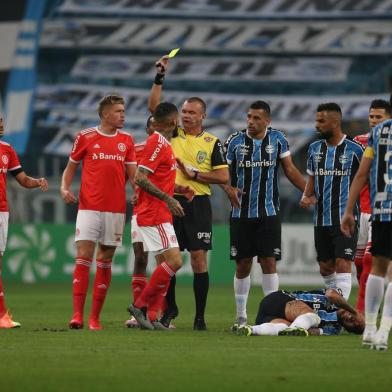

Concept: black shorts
[[314, 225, 358, 262], [230, 216, 281, 261], [255, 291, 293, 324], [371, 221, 392, 258], [173, 195, 212, 251]]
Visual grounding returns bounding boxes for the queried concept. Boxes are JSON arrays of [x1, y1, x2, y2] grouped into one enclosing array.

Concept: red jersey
[[0, 141, 22, 212], [70, 127, 136, 213], [354, 133, 371, 214], [136, 132, 177, 226], [132, 142, 146, 216]]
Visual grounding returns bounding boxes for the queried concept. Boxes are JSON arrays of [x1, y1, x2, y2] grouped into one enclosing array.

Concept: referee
[[148, 56, 229, 330]]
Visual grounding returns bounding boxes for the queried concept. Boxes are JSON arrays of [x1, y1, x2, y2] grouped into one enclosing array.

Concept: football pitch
[[1, 283, 391, 392]]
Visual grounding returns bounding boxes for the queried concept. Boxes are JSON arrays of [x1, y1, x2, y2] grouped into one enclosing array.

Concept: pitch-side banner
[[58, 0, 392, 18], [5, 223, 329, 286], [40, 19, 392, 54], [72, 55, 352, 82]]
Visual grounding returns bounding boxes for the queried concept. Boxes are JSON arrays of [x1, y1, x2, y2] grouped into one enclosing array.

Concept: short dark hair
[[185, 97, 207, 113], [370, 99, 391, 115], [153, 102, 178, 123], [145, 115, 154, 129], [342, 321, 364, 335], [317, 102, 342, 116], [249, 100, 271, 117], [98, 94, 124, 118]]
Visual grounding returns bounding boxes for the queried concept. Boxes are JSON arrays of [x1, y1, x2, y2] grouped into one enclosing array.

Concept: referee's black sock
[[193, 272, 209, 319], [165, 275, 177, 311]]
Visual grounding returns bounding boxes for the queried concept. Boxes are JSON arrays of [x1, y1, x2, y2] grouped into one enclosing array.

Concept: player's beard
[[318, 129, 334, 141]]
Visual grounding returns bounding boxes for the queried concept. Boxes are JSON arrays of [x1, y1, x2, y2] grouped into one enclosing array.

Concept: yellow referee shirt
[[172, 127, 228, 195]]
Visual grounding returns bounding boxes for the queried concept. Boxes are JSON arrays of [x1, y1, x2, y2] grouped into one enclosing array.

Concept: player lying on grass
[[232, 288, 365, 336]]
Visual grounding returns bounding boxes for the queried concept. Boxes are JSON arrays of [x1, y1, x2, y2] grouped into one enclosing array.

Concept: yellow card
[[168, 48, 180, 58]]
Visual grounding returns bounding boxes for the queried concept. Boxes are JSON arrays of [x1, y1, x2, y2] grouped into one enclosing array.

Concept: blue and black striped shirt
[[225, 128, 290, 218], [288, 289, 342, 335], [306, 136, 363, 226], [368, 119, 392, 222]]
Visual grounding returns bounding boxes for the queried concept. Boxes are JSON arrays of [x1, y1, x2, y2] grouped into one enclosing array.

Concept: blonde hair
[[98, 95, 124, 118]]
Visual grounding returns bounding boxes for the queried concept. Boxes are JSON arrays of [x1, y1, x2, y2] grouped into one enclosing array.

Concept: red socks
[[72, 257, 92, 317], [0, 274, 7, 317], [132, 274, 148, 303], [135, 262, 175, 316], [356, 250, 373, 313], [90, 259, 112, 321]]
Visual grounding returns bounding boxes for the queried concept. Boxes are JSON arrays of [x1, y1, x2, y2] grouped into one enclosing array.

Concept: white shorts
[[357, 212, 372, 247], [138, 222, 179, 253], [75, 210, 125, 247], [0, 212, 9, 254], [131, 215, 143, 244]]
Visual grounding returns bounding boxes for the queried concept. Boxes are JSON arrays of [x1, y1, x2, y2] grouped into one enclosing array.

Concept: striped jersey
[[225, 128, 290, 218], [286, 289, 342, 336], [367, 119, 392, 222], [306, 135, 363, 226]]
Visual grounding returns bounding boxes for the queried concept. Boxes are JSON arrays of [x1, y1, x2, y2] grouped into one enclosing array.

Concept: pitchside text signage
[[40, 19, 392, 54], [58, 0, 392, 18], [71, 55, 352, 82]]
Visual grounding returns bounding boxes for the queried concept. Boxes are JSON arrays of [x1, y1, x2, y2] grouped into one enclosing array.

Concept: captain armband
[[364, 147, 374, 159]]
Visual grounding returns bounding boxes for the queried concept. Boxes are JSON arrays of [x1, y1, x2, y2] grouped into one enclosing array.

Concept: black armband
[[10, 167, 23, 177], [154, 73, 165, 85]]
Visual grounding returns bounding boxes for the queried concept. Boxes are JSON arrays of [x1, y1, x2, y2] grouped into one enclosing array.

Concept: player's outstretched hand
[[37, 178, 48, 192], [300, 194, 316, 209], [60, 188, 77, 204], [340, 213, 355, 238], [155, 55, 169, 74], [167, 197, 185, 217]]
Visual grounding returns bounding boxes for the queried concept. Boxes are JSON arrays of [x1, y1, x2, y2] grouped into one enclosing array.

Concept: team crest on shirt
[[204, 136, 213, 143], [196, 151, 207, 164], [339, 154, 349, 164], [118, 143, 126, 152], [1, 155, 8, 165], [265, 144, 275, 154]]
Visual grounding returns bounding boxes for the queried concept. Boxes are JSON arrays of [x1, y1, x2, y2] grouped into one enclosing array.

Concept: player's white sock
[[365, 274, 385, 327], [289, 313, 321, 329], [379, 282, 392, 333], [261, 273, 279, 296], [336, 273, 352, 300], [252, 322, 288, 336], [234, 275, 250, 319], [322, 272, 336, 289]]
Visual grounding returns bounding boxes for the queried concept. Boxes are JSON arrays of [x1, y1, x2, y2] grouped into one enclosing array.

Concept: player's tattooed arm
[[325, 288, 357, 314], [135, 167, 184, 216]]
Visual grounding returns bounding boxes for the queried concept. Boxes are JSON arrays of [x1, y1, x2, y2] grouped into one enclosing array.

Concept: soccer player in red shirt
[[0, 117, 48, 329], [353, 99, 391, 312], [125, 116, 154, 328], [60, 95, 137, 330], [128, 102, 187, 330]]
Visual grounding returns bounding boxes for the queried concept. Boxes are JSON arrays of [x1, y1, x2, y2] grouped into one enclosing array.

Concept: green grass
[[1, 284, 391, 392]]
